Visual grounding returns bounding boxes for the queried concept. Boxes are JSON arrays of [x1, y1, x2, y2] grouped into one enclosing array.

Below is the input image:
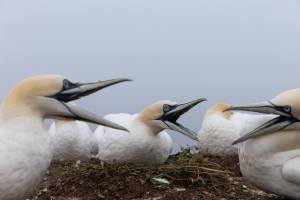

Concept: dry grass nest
[[70, 149, 233, 187]]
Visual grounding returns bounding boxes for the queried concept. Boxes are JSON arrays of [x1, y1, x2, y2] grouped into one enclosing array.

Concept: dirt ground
[[31, 152, 281, 200]]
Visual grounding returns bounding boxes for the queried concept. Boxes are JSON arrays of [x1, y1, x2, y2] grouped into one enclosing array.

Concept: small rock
[[227, 177, 234, 182], [192, 153, 205, 163], [242, 185, 248, 189], [174, 188, 186, 192], [151, 178, 170, 185]]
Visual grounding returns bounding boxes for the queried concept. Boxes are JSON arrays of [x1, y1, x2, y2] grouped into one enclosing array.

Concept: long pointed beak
[[224, 101, 291, 117], [57, 78, 132, 102], [61, 103, 129, 132], [160, 98, 207, 141], [165, 98, 208, 119], [49, 78, 131, 131], [225, 101, 298, 144]]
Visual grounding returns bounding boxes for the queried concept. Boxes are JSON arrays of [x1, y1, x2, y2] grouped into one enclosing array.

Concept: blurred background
[[0, 0, 299, 151]]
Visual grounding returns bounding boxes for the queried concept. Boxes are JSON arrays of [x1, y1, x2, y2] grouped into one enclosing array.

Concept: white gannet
[[226, 89, 300, 199], [0, 75, 130, 200], [94, 98, 206, 165], [49, 116, 94, 162], [197, 103, 274, 157], [198, 103, 239, 156]]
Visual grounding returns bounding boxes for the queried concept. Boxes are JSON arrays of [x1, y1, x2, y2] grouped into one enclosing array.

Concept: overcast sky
[[0, 0, 299, 150]]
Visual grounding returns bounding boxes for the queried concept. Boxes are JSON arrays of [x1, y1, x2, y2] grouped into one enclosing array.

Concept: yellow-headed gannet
[[197, 103, 274, 157], [226, 89, 300, 199], [0, 75, 130, 200], [93, 98, 206, 165], [198, 103, 239, 156]]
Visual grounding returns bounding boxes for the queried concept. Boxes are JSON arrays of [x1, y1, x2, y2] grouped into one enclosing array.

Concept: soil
[[31, 153, 281, 200]]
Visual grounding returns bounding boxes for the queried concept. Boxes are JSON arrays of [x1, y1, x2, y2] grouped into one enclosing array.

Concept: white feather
[[0, 119, 52, 200], [49, 120, 93, 162], [93, 113, 173, 165], [198, 111, 274, 157]]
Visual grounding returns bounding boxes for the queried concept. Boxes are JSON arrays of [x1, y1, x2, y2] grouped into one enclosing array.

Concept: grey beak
[[58, 78, 132, 102], [226, 101, 298, 145], [50, 78, 131, 131], [159, 98, 207, 141], [62, 103, 129, 132]]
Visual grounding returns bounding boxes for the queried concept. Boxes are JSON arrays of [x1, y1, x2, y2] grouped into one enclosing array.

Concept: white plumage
[[94, 113, 173, 165], [198, 104, 239, 156], [198, 103, 274, 157], [0, 75, 129, 200], [0, 118, 52, 200], [49, 119, 94, 162], [93, 99, 205, 165], [228, 89, 300, 199]]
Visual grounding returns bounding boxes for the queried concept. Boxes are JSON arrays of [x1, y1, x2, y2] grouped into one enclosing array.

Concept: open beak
[[50, 78, 131, 132], [158, 98, 207, 141], [225, 101, 299, 145]]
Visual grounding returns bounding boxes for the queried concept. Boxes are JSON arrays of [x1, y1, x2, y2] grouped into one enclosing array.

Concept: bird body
[[50, 119, 93, 162], [0, 75, 130, 200], [0, 118, 51, 200], [94, 113, 173, 165], [198, 103, 239, 156], [94, 99, 206, 165], [238, 129, 300, 198], [198, 103, 275, 157], [227, 89, 300, 199]]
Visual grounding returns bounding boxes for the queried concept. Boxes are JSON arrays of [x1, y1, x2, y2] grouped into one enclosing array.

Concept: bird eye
[[163, 104, 172, 113], [283, 106, 291, 113], [63, 79, 71, 90]]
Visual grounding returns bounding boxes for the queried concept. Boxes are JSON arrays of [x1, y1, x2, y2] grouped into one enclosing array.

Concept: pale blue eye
[[284, 106, 291, 113], [163, 104, 172, 113], [63, 79, 71, 90]]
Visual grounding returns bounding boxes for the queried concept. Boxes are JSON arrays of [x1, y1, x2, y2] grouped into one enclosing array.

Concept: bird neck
[[0, 104, 45, 133], [135, 114, 164, 135], [54, 118, 74, 127], [242, 130, 300, 158]]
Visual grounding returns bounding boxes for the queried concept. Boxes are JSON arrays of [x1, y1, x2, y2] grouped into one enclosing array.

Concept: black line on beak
[[228, 102, 300, 144]]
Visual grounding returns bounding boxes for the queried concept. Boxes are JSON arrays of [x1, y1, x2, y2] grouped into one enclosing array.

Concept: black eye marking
[[163, 104, 173, 113], [269, 101, 292, 115], [63, 79, 71, 90], [283, 106, 292, 114], [62, 79, 79, 91]]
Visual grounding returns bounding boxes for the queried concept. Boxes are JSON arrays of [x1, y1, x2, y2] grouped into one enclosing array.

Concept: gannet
[[49, 116, 94, 162], [197, 103, 274, 157], [226, 89, 300, 199], [197, 103, 239, 156], [94, 98, 207, 165], [0, 75, 130, 200]]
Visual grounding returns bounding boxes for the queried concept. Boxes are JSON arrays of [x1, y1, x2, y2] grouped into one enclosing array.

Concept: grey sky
[[0, 0, 299, 150]]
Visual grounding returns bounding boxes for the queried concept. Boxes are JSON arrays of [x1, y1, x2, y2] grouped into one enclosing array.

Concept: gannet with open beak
[[0, 75, 130, 200], [49, 113, 94, 162], [93, 98, 206, 165], [197, 103, 274, 157], [226, 89, 300, 199]]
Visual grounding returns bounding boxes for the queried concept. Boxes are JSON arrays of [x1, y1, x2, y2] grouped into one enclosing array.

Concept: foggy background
[[0, 0, 299, 151]]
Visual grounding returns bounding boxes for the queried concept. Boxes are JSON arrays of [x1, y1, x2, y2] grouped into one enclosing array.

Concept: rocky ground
[[31, 150, 281, 200]]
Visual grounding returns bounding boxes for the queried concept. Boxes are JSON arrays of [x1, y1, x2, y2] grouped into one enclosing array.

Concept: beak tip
[[117, 78, 133, 82], [201, 98, 208, 102], [192, 98, 208, 106], [122, 127, 130, 132]]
